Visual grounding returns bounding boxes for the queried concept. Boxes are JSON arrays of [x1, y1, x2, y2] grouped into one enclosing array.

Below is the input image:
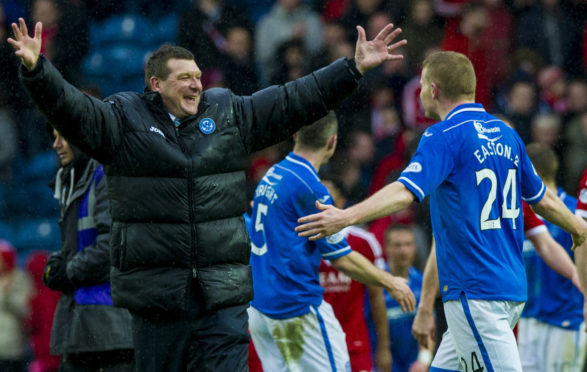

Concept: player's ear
[[150, 76, 161, 91], [327, 134, 337, 150], [431, 82, 439, 99]]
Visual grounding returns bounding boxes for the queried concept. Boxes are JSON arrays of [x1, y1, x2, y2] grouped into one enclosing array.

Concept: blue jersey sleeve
[[398, 128, 454, 202], [294, 183, 351, 260], [519, 141, 546, 204]]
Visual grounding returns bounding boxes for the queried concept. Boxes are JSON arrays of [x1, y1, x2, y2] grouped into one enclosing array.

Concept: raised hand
[[7, 18, 42, 71], [354, 23, 407, 75], [296, 201, 348, 241]]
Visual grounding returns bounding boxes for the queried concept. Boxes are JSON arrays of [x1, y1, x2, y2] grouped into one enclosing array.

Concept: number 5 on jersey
[[251, 203, 268, 255]]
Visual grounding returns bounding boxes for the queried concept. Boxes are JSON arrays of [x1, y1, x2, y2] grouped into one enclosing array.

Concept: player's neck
[[439, 99, 476, 121], [293, 149, 328, 173]]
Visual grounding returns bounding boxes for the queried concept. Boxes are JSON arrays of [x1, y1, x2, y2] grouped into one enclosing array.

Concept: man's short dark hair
[[144, 44, 194, 90], [296, 111, 338, 150]]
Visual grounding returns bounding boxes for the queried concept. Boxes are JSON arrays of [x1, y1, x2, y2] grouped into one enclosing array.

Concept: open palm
[[7, 18, 42, 70], [354, 24, 406, 74]]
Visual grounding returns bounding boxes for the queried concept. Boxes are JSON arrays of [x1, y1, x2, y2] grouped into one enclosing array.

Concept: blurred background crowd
[[0, 0, 585, 369]]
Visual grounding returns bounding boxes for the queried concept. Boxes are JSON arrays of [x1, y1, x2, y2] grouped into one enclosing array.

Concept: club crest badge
[[199, 118, 216, 134]]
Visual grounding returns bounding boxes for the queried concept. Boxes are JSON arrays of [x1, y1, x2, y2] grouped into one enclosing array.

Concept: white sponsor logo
[[403, 162, 422, 173], [326, 231, 345, 245], [474, 121, 502, 142], [149, 126, 165, 138]]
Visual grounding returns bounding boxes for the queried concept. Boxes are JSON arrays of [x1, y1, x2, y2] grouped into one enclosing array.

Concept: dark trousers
[[59, 350, 135, 372], [131, 283, 249, 372]]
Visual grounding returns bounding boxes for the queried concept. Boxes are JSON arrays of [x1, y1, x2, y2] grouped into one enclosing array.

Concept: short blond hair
[[422, 51, 476, 101]]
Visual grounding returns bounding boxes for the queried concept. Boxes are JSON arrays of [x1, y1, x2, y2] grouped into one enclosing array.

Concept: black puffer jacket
[[21, 55, 362, 312]]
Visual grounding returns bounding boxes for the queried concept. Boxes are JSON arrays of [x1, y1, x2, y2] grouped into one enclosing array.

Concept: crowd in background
[[0, 0, 586, 369]]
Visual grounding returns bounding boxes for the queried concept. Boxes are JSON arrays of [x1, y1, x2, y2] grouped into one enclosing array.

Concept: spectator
[[43, 129, 134, 371], [25, 251, 61, 372], [564, 112, 587, 194], [0, 240, 33, 372], [515, 0, 583, 76], [221, 26, 258, 95], [255, 0, 323, 85], [177, 0, 251, 72], [270, 39, 309, 85], [401, 0, 443, 72], [441, 2, 491, 108], [531, 113, 561, 147], [501, 79, 548, 143], [537, 66, 568, 113], [0, 96, 17, 181]]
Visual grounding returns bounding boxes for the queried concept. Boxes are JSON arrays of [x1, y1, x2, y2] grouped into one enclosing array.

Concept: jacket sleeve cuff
[[19, 54, 45, 78]]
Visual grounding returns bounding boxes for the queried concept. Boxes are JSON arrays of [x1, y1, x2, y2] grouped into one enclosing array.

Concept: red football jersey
[[319, 226, 385, 357], [576, 168, 587, 219]]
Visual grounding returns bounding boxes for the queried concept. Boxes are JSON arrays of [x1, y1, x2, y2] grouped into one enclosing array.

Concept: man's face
[[154, 59, 203, 119], [52, 130, 74, 166], [385, 229, 416, 271], [419, 68, 440, 120]]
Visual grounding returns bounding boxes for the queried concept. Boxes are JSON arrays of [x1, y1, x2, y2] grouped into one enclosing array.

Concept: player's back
[[249, 153, 350, 319], [398, 103, 545, 302]]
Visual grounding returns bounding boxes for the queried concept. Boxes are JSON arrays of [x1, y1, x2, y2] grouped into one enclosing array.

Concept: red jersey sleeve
[[523, 201, 547, 237], [576, 168, 587, 219]]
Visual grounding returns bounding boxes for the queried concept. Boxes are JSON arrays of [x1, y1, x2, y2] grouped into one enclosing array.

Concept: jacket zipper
[[175, 125, 198, 280]]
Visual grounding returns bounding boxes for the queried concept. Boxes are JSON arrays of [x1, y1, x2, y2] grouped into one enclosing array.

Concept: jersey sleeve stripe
[[321, 246, 351, 258], [522, 183, 545, 204], [399, 177, 425, 201], [525, 225, 547, 238]]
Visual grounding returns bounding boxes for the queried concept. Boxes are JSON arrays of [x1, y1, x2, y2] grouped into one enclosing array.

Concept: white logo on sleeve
[[326, 231, 345, 245], [318, 195, 331, 203], [403, 162, 422, 173], [423, 131, 433, 137]]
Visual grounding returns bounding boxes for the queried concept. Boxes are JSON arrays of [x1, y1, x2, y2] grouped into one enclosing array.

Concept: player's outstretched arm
[[332, 251, 416, 313], [531, 188, 587, 250], [412, 239, 438, 349], [530, 230, 581, 290], [354, 23, 407, 74], [7, 18, 41, 70], [297, 181, 415, 240]]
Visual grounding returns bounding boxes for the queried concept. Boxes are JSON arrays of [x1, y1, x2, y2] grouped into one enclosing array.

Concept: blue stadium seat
[[0, 221, 15, 243], [151, 13, 179, 45], [21, 151, 58, 181], [92, 14, 153, 48], [26, 181, 59, 218], [13, 218, 61, 253], [82, 50, 109, 82]]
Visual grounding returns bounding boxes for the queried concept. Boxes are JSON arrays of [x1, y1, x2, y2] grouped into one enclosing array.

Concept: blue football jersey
[[366, 266, 422, 372], [249, 153, 351, 319], [398, 104, 545, 302], [536, 189, 583, 330]]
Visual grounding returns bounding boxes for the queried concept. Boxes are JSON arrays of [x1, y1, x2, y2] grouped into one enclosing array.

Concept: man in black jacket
[[45, 129, 134, 371], [9, 18, 408, 371]]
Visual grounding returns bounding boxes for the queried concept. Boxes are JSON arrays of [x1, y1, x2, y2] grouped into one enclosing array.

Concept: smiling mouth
[[185, 96, 198, 103]]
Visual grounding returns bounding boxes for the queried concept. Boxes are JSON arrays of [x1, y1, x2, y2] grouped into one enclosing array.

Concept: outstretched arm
[[297, 181, 415, 240], [332, 251, 416, 313], [8, 18, 122, 164], [531, 188, 587, 250]]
